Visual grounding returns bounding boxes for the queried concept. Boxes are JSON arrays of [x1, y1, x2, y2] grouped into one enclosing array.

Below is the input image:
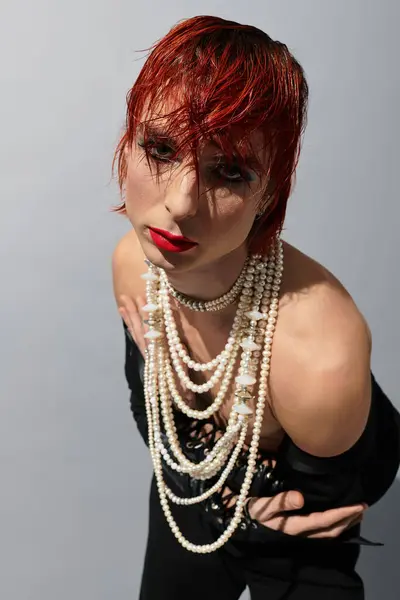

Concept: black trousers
[[139, 477, 364, 600]]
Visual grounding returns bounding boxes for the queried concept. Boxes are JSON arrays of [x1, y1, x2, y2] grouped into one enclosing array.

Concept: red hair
[[112, 15, 308, 253]]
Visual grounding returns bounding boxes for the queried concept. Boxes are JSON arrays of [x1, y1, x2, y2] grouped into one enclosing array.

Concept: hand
[[246, 490, 367, 538], [118, 294, 148, 357], [118, 293, 196, 406]]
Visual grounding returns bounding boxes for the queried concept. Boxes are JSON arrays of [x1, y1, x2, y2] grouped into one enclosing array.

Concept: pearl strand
[[148, 345, 247, 500], [149, 299, 277, 547], [141, 274, 241, 477], [158, 363, 243, 478], [154, 252, 272, 482], [161, 257, 259, 397], [160, 255, 258, 373], [157, 262, 265, 475], [142, 240, 284, 553], [144, 248, 266, 478], [164, 346, 237, 419], [164, 418, 249, 505], [162, 289, 248, 395], [161, 256, 251, 312]]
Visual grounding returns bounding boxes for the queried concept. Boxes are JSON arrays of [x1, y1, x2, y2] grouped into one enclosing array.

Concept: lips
[[148, 227, 198, 253], [150, 227, 196, 244]]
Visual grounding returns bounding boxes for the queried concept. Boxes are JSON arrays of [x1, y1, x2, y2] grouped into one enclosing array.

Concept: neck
[[165, 244, 248, 302]]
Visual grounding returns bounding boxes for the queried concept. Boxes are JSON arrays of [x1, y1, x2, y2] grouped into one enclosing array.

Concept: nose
[[164, 166, 199, 221]]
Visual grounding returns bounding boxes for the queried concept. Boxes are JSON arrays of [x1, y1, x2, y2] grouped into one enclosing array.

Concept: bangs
[[136, 93, 272, 179]]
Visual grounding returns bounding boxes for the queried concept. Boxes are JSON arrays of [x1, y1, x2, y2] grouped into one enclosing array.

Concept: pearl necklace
[[160, 256, 250, 312], [140, 239, 283, 553]]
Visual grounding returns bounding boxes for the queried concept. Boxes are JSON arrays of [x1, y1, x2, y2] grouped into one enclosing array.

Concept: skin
[[112, 123, 370, 537]]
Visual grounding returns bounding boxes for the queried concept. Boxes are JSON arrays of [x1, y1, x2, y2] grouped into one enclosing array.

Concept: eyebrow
[[141, 124, 176, 145]]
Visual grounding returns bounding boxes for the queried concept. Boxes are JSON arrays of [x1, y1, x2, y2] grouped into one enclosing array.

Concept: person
[[111, 15, 400, 600]]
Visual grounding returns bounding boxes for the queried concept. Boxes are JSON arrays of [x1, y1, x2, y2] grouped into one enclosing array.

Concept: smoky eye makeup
[[136, 131, 258, 184], [206, 157, 257, 185], [137, 136, 177, 163]]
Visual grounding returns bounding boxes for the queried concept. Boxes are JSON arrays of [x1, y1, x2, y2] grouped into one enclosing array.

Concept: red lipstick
[[148, 227, 198, 253]]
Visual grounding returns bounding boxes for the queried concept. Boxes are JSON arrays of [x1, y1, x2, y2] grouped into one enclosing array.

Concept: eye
[[213, 163, 255, 184], [217, 164, 244, 182], [138, 138, 175, 162]]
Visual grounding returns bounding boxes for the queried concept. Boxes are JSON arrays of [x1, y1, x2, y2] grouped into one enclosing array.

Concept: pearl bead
[[144, 330, 163, 339], [245, 310, 264, 321], [142, 303, 159, 312], [234, 403, 253, 415], [240, 338, 261, 351], [235, 374, 256, 386], [140, 272, 159, 282]]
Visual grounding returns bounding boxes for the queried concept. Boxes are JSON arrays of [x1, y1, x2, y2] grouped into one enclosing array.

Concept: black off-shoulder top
[[122, 320, 400, 547]]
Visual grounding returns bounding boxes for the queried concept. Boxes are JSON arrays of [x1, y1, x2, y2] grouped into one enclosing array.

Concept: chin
[[141, 238, 201, 273]]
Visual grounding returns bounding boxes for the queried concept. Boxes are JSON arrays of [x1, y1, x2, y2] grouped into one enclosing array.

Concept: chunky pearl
[[143, 330, 163, 339], [141, 239, 284, 553], [240, 338, 261, 351], [235, 374, 256, 386], [140, 272, 159, 282], [245, 310, 264, 321], [234, 403, 253, 415], [142, 303, 159, 313]]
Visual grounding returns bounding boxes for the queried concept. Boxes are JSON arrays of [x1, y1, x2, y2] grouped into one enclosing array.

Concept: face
[[123, 119, 268, 275]]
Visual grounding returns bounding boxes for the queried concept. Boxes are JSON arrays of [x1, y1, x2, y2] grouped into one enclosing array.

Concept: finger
[[137, 296, 151, 331], [119, 293, 138, 316], [352, 513, 364, 526], [248, 490, 304, 522], [271, 504, 365, 537], [137, 295, 147, 310], [343, 512, 364, 531], [119, 295, 138, 332], [119, 297, 147, 357], [267, 511, 362, 538], [118, 306, 135, 339], [307, 513, 363, 539], [119, 297, 139, 341], [298, 504, 365, 533]]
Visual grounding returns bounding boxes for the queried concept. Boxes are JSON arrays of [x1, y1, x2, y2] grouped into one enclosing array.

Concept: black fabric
[[124, 323, 148, 444], [122, 320, 400, 596], [140, 475, 364, 600]]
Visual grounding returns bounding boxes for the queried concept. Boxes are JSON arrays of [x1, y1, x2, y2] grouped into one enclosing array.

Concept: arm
[[270, 279, 372, 458], [265, 279, 378, 514]]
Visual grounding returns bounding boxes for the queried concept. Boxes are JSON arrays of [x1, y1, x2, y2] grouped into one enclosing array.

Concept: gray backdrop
[[1, 1, 399, 598]]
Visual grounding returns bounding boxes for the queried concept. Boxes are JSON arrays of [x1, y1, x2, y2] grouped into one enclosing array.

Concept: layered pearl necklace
[[140, 238, 284, 553]]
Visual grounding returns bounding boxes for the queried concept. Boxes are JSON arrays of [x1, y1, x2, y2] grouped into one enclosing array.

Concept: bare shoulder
[[111, 229, 147, 308], [276, 242, 371, 354], [269, 242, 372, 457]]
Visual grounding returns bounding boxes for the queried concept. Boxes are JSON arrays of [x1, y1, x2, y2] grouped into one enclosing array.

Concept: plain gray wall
[[1, 1, 399, 598]]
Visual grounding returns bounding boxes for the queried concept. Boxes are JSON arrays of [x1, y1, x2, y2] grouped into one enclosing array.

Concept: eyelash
[[137, 139, 253, 184]]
